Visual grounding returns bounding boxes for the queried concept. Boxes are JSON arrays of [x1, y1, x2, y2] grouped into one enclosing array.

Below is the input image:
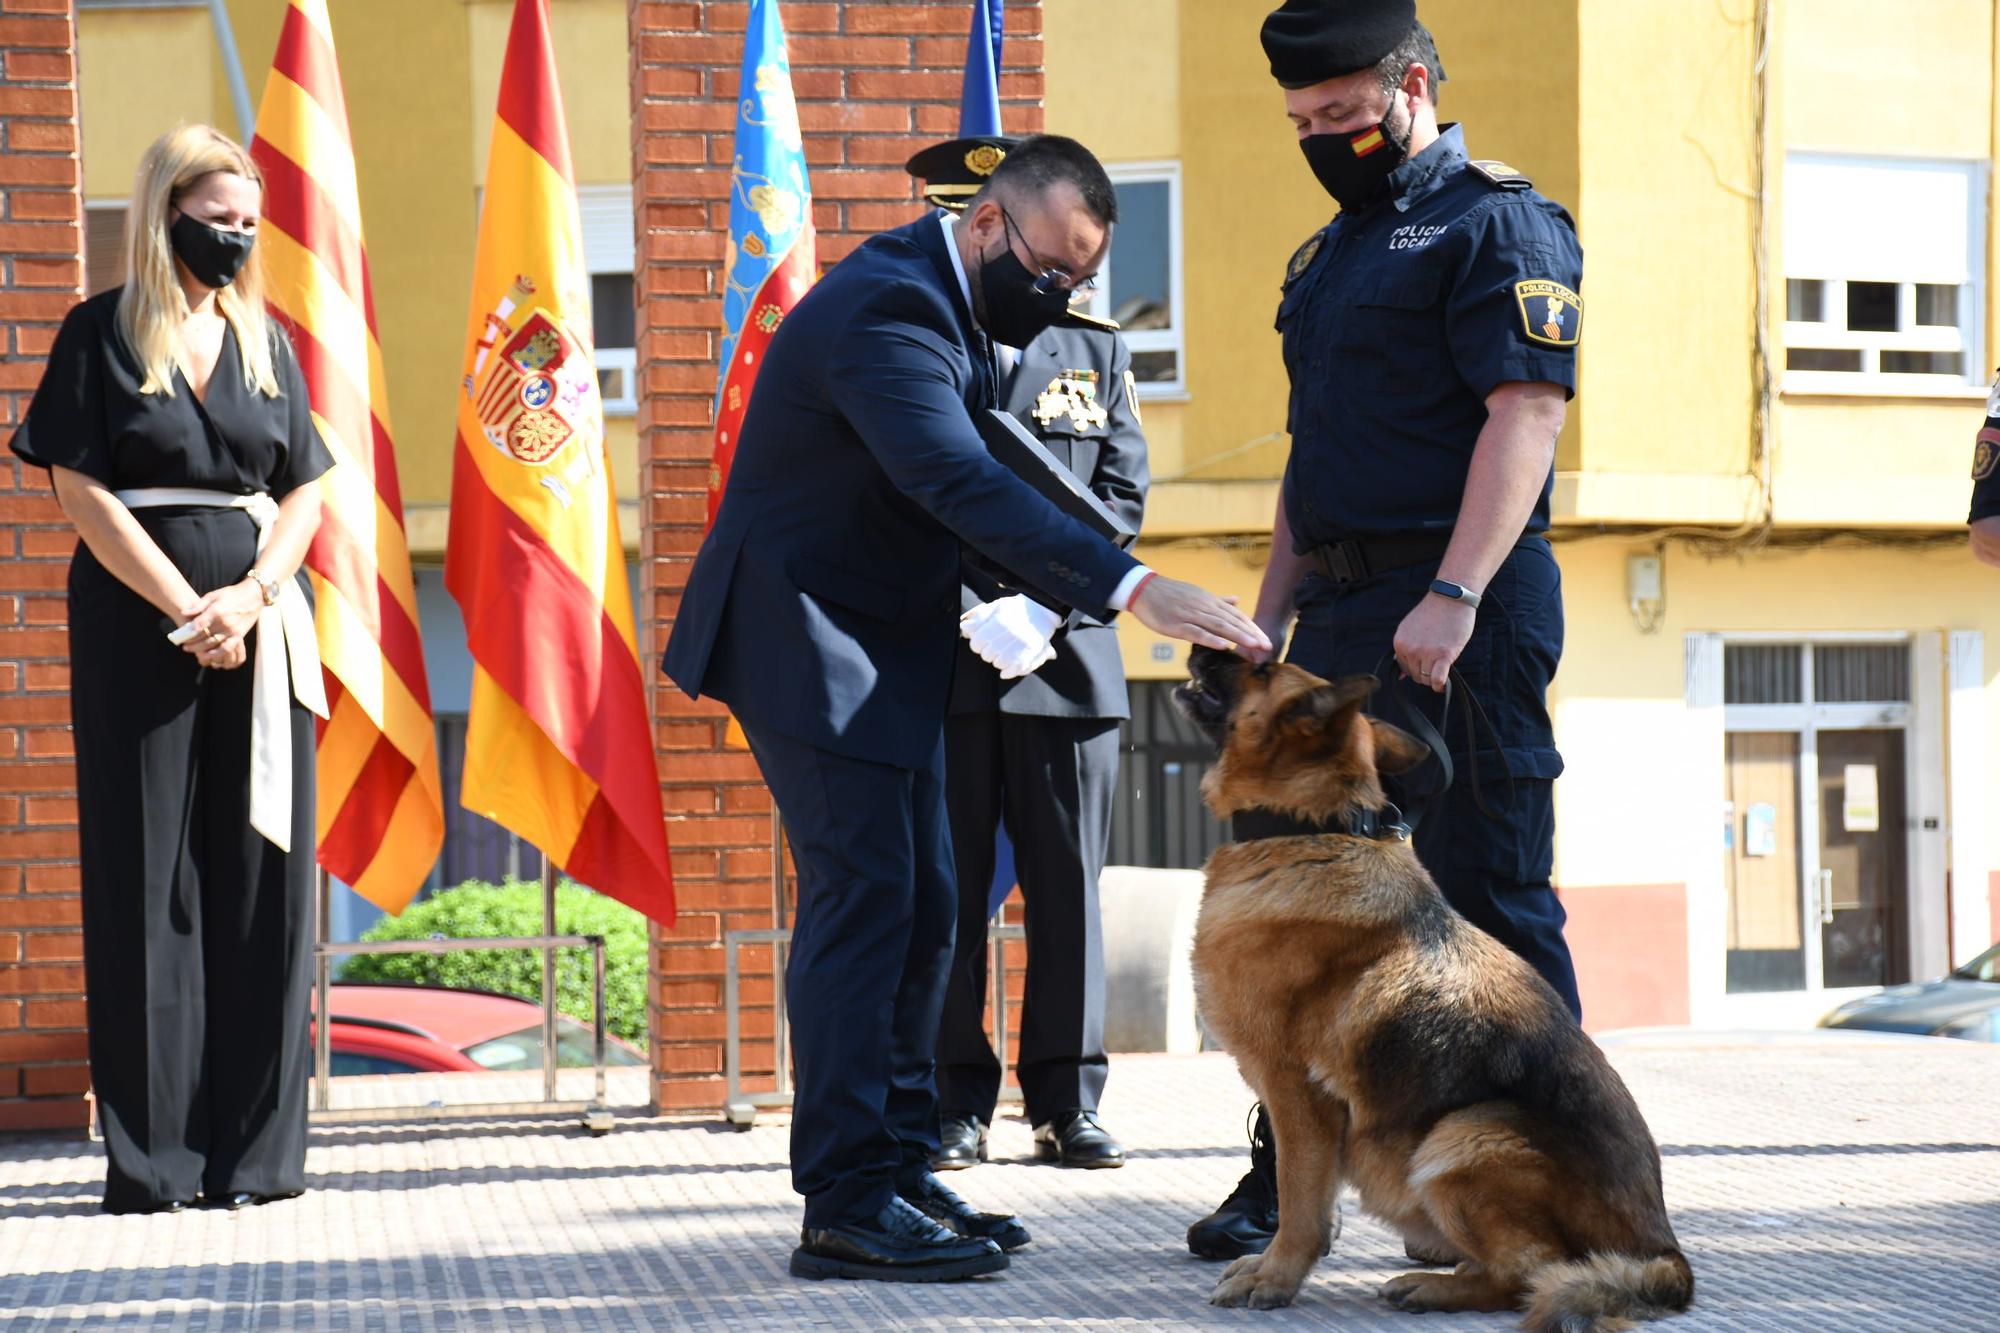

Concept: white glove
[[960, 595, 1061, 680]]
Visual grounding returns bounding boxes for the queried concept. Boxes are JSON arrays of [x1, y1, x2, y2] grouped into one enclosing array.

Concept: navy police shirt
[[1277, 124, 1583, 545], [1974, 371, 2000, 523]]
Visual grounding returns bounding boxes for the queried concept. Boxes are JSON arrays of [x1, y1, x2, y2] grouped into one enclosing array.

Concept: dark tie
[[973, 331, 999, 410]]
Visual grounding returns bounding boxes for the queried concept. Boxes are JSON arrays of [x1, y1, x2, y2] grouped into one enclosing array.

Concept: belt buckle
[[1323, 539, 1369, 583]]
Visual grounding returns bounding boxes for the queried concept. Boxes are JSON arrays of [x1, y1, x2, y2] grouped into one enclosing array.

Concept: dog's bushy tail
[[1521, 1250, 1693, 1333]]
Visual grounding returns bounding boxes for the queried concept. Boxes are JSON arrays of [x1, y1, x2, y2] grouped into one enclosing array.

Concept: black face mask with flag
[[1300, 92, 1413, 212]]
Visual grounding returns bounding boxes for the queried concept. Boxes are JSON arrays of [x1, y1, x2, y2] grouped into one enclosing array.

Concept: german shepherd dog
[[1175, 647, 1693, 1330]]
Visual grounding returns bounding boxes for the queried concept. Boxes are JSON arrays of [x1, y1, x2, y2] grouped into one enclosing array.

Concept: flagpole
[[542, 859, 559, 1103], [314, 865, 332, 1111], [204, 0, 256, 142]]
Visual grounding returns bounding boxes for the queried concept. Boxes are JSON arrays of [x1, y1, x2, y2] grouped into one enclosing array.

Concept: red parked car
[[311, 983, 646, 1076]]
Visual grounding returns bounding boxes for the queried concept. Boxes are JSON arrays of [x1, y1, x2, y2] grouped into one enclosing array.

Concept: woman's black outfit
[[10, 289, 333, 1213]]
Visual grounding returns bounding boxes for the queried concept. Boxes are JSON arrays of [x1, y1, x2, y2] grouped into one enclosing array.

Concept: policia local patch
[[1514, 279, 1582, 347]]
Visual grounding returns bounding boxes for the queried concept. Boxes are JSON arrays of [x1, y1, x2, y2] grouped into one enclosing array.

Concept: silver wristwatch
[[246, 567, 281, 607]]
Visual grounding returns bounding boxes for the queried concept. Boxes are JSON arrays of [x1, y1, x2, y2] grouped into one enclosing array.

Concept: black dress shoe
[[1032, 1109, 1125, 1169], [106, 1198, 189, 1216], [204, 1192, 256, 1211], [898, 1169, 1030, 1251], [931, 1115, 988, 1171], [1187, 1104, 1278, 1259], [791, 1196, 1008, 1282]]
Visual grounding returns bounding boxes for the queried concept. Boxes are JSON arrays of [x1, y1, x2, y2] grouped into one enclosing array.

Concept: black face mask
[[1300, 92, 1413, 212], [975, 209, 1075, 349], [169, 213, 256, 290]]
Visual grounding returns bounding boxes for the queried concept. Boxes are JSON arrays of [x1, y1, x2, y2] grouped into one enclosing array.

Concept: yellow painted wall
[[78, 7, 215, 200], [1572, 0, 1759, 493]]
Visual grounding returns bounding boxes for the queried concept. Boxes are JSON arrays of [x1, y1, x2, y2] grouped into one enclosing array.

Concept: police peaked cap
[[904, 135, 1021, 212], [1261, 0, 1417, 88]]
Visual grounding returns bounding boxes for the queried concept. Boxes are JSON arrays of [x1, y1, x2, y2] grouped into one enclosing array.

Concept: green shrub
[[342, 879, 649, 1044]]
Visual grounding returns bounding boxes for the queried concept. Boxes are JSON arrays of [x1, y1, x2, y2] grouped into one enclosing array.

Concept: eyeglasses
[[1000, 205, 1099, 305]]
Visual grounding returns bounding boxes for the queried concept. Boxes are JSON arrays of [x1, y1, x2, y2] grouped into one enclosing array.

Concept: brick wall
[[0, 0, 88, 1133], [632, 0, 1044, 1112]]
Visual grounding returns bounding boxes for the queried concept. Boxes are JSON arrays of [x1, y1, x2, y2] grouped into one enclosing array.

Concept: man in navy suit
[[662, 136, 1267, 1283]]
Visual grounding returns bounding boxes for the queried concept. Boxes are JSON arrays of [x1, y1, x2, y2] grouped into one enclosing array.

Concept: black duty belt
[[1307, 532, 1537, 585]]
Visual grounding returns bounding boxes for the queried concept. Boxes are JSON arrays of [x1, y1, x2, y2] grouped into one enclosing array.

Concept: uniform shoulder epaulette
[[1467, 159, 1533, 190], [1285, 226, 1329, 285], [1065, 308, 1121, 334]]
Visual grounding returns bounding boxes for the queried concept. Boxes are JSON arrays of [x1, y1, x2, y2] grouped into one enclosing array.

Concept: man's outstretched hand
[[1128, 576, 1271, 657]]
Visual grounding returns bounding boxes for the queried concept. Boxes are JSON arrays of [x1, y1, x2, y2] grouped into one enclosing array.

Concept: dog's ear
[[1369, 718, 1431, 775], [1277, 674, 1378, 736]]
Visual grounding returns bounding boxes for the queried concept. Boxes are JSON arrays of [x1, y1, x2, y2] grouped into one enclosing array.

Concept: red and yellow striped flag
[[445, 0, 675, 924], [251, 0, 443, 914]]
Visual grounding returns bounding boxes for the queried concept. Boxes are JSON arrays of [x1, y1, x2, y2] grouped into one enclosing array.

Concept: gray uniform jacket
[[951, 324, 1150, 721]]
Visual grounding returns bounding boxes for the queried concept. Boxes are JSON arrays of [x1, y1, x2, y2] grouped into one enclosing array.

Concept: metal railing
[[310, 866, 614, 1134], [721, 919, 1026, 1129]]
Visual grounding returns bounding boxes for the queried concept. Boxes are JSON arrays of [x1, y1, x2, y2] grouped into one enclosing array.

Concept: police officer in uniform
[[1187, 0, 1587, 1261], [905, 136, 1147, 1170], [1971, 372, 2000, 567]]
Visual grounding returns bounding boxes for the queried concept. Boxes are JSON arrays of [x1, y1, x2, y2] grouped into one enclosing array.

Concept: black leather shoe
[[931, 1115, 988, 1171], [204, 1192, 256, 1211], [1032, 1109, 1125, 1168], [899, 1169, 1030, 1251], [1187, 1104, 1278, 1259], [791, 1196, 1008, 1282]]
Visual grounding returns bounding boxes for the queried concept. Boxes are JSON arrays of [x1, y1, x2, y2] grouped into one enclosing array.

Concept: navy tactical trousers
[[1283, 537, 1582, 1020]]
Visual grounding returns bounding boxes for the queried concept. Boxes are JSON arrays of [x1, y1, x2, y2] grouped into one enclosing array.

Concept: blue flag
[[959, 0, 1004, 136]]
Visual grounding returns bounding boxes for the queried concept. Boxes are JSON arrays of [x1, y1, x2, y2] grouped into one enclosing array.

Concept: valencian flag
[[446, 0, 675, 924], [708, 0, 816, 525], [709, 0, 815, 749], [250, 0, 443, 913]]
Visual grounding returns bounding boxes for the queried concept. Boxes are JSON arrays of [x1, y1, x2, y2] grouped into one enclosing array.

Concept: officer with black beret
[[1186, 0, 1588, 1262], [1971, 372, 2000, 567], [906, 135, 1150, 1172]]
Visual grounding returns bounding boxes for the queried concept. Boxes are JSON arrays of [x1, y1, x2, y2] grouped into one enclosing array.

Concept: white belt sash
[[115, 487, 329, 852]]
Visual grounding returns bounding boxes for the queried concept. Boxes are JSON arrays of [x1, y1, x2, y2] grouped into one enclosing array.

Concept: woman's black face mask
[[169, 212, 256, 290]]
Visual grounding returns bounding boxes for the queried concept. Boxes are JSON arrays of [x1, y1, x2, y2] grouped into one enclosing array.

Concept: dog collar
[[1230, 802, 1411, 843]]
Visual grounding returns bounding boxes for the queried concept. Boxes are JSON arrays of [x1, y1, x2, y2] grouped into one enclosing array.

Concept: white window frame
[[577, 183, 638, 418], [1085, 160, 1185, 400], [1781, 153, 1988, 399]]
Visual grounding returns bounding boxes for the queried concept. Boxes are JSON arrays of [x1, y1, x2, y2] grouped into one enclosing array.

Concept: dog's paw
[[1210, 1257, 1304, 1310], [1379, 1271, 1454, 1312], [1219, 1252, 1266, 1284]]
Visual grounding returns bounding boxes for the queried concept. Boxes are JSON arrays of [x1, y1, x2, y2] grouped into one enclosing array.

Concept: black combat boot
[[1186, 1104, 1279, 1260]]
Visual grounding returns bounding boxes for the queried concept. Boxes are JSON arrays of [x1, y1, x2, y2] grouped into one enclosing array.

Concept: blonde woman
[[9, 125, 331, 1214]]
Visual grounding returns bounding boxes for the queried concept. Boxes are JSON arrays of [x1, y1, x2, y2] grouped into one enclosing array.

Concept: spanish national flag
[[251, 0, 443, 914], [1350, 125, 1387, 157], [445, 0, 675, 924]]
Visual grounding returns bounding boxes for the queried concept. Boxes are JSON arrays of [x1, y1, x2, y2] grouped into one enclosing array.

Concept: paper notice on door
[[1843, 763, 1880, 833], [1744, 802, 1777, 857]]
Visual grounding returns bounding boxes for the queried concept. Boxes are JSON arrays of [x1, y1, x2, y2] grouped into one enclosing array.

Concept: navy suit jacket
[[661, 217, 1140, 769], [951, 324, 1149, 720]]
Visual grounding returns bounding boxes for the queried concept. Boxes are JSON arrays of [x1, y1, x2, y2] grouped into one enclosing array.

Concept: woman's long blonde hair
[[118, 124, 280, 398]]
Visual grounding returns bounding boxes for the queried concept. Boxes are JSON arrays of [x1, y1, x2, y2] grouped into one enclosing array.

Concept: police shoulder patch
[[1514, 278, 1582, 347], [1286, 228, 1327, 285], [1469, 159, 1533, 190], [1975, 427, 2000, 481]]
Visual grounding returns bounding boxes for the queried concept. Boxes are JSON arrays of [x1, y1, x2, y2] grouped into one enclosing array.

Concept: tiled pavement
[[2, 1032, 1997, 1331]]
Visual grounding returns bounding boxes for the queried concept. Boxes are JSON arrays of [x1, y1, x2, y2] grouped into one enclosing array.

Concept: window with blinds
[[1723, 642, 1910, 706], [85, 204, 126, 296], [1781, 155, 1986, 391]]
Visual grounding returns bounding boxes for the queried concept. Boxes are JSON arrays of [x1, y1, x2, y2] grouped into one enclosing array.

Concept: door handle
[[1817, 868, 1835, 925]]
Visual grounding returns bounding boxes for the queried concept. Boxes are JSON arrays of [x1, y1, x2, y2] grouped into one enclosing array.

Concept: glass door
[[1724, 732, 1807, 993], [1814, 728, 1910, 989]]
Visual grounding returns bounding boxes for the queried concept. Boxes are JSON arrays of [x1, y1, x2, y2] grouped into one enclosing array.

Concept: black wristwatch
[[1428, 578, 1482, 610]]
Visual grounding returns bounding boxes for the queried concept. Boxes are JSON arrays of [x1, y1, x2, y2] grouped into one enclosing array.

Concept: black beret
[[904, 135, 1021, 212], [1261, 0, 1417, 89]]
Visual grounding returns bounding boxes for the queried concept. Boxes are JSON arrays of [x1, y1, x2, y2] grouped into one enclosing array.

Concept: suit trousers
[[739, 720, 957, 1228], [937, 712, 1118, 1126], [69, 512, 314, 1212]]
